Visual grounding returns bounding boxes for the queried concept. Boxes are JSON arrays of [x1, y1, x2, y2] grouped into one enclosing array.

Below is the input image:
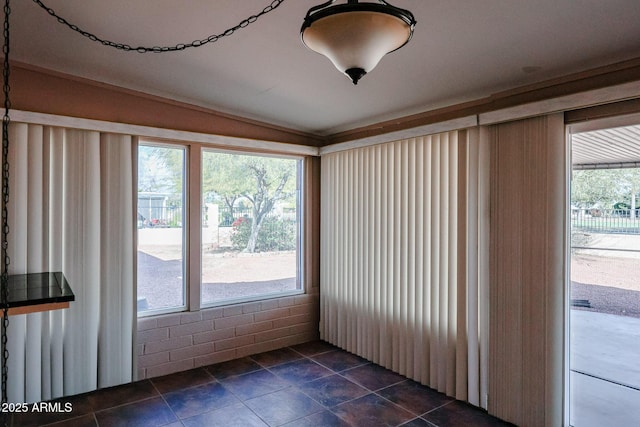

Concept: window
[[137, 142, 303, 315], [201, 150, 302, 305], [137, 143, 186, 313]]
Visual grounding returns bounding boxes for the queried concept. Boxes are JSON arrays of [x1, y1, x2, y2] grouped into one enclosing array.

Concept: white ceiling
[[10, 0, 640, 136]]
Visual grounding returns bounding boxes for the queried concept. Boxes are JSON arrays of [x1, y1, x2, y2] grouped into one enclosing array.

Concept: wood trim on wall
[[304, 156, 321, 293], [565, 98, 640, 126]]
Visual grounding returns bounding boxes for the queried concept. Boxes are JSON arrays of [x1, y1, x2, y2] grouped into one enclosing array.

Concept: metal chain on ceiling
[[1, 0, 10, 421], [31, 0, 286, 53]]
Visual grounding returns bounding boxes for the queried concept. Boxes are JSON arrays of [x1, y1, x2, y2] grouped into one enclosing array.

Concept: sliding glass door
[[568, 120, 640, 426]]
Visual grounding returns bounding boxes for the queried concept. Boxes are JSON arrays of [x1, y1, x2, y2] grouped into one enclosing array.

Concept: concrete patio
[[569, 310, 640, 427]]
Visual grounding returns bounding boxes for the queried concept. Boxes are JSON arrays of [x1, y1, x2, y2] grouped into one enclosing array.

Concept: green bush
[[231, 216, 296, 252]]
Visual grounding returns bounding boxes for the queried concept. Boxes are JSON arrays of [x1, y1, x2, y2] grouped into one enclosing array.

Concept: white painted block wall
[[136, 294, 319, 379]]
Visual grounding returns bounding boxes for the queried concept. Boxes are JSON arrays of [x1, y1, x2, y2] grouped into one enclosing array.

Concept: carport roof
[[572, 123, 640, 170]]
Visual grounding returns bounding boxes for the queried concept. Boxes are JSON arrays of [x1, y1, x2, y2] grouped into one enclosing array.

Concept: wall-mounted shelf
[[3, 272, 75, 316]]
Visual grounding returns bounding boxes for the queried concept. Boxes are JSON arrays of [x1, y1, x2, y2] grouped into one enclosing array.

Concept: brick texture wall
[[136, 293, 319, 379]]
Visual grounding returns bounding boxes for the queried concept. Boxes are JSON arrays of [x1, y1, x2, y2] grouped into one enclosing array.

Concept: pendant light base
[[346, 67, 366, 85]]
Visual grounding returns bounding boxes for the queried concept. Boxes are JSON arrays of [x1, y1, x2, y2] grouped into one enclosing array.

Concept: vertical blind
[[4, 123, 135, 403], [488, 114, 565, 426], [320, 129, 489, 404]]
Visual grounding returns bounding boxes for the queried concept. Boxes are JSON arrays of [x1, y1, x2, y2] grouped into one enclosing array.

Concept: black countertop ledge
[[3, 272, 75, 308]]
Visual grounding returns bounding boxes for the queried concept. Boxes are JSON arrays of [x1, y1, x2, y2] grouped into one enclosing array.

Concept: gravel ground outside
[[571, 253, 640, 318], [137, 228, 298, 312], [138, 248, 297, 312]]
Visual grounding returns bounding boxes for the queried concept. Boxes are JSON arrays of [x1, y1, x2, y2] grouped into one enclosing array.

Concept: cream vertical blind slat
[[414, 138, 425, 382], [348, 150, 355, 351], [354, 149, 362, 359], [466, 129, 480, 407], [99, 133, 135, 388], [7, 123, 29, 403], [430, 136, 441, 389], [354, 150, 360, 354], [48, 127, 66, 401], [25, 123, 45, 403], [456, 132, 469, 403], [406, 139, 416, 379], [478, 126, 491, 410], [373, 144, 383, 364], [344, 151, 351, 351], [62, 129, 102, 396], [380, 144, 390, 368], [343, 150, 351, 350], [423, 137, 433, 386], [447, 133, 458, 397], [392, 142, 401, 374], [320, 130, 489, 401], [364, 147, 374, 360]]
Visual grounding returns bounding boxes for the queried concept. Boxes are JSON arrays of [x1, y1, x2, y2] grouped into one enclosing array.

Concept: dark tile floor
[[10, 341, 513, 427]]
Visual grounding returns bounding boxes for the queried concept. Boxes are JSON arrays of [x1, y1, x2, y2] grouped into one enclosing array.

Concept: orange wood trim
[[565, 98, 640, 125], [11, 62, 324, 147], [304, 156, 321, 292], [8, 302, 70, 316]]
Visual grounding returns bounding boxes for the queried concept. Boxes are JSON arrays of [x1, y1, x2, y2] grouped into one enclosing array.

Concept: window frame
[[137, 139, 305, 317], [137, 141, 189, 316]]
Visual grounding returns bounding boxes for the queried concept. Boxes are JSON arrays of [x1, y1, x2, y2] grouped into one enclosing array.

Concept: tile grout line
[[266, 345, 357, 426], [244, 348, 315, 427], [313, 347, 481, 427], [157, 373, 258, 427], [39, 412, 99, 427], [292, 349, 418, 426], [322, 360, 458, 427], [208, 347, 323, 427], [148, 378, 182, 427], [153, 367, 217, 396]]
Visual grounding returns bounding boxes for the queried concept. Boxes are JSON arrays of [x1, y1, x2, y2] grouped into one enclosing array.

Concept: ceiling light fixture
[[301, 0, 416, 85]]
